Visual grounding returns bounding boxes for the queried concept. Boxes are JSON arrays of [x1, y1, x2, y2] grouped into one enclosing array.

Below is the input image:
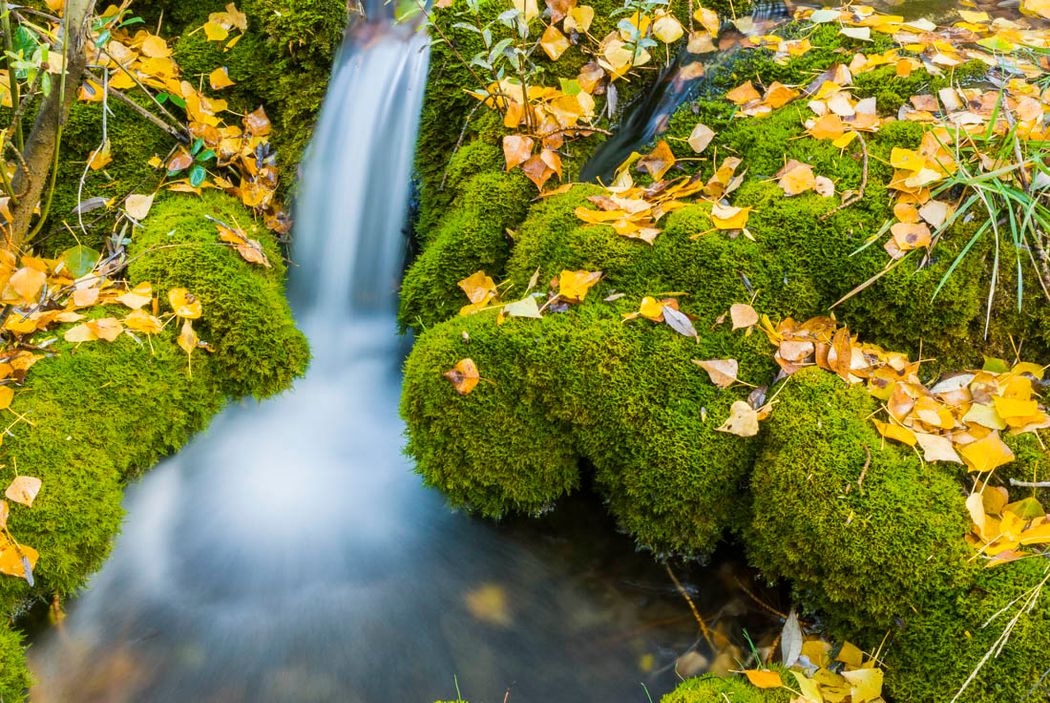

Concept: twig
[[857, 445, 872, 495], [83, 69, 189, 143], [1009, 478, 1050, 489], [664, 562, 716, 651]]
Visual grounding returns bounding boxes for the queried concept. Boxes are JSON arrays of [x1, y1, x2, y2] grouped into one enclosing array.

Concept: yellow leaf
[[88, 139, 112, 170], [693, 5, 719, 36], [791, 670, 824, 702], [959, 431, 1015, 473], [0, 542, 38, 582], [464, 583, 511, 626], [638, 296, 667, 321], [777, 161, 816, 196], [0, 386, 12, 410], [540, 23, 570, 60], [564, 5, 594, 32], [63, 322, 98, 343], [444, 358, 480, 395], [836, 641, 864, 668], [458, 271, 498, 305], [637, 140, 675, 180], [915, 433, 962, 464], [124, 309, 164, 335], [693, 358, 739, 388], [209, 66, 236, 90], [503, 135, 534, 172], [743, 669, 783, 688], [140, 34, 171, 58], [873, 419, 917, 446], [513, 0, 540, 22], [203, 20, 230, 41], [124, 193, 155, 220], [687, 123, 715, 153], [8, 266, 46, 302], [730, 303, 758, 330], [5, 476, 41, 507], [717, 401, 760, 437], [168, 288, 203, 319], [558, 269, 602, 302], [727, 80, 761, 105], [710, 203, 750, 230], [841, 668, 883, 703], [1021, 0, 1050, 19], [0, 501, 7, 530], [178, 319, 199, 356], [652, 11, 683, 43], [117, 282, 153, 310]]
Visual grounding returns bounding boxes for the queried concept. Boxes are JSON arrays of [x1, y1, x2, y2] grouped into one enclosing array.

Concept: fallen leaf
[[168, 288, 203, 319], [124, 193, 155, 220], [693, 359, 739, 388], [743, 669, 783, 688], [444, 358, 480, 395], [730, 303, 758, 330], [558, 270, 602, 302], [662, 305, 697, 338], [959, 432, 1015, 473], [209, 66, 236, 90], [5, 476, 41, 507], [687, 123, 715, 153], [718, 401, 760, 437]]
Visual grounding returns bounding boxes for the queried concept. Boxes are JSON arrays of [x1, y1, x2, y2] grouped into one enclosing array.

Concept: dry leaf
[[444, 358, 480, 395], [693, 358, 738, 388], [717, 400, 760, 437], [5, 476, 41, 507]]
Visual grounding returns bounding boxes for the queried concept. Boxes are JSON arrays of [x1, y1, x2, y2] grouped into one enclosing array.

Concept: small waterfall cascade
[[26, 13, 711, 703]]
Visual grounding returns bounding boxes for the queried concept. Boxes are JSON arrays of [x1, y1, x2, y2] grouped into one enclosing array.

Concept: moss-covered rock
[[662, 673, 790, 703], [0, 189, 308, 701], [747, 369, 1050, 701], [127, 191, 310, 398]]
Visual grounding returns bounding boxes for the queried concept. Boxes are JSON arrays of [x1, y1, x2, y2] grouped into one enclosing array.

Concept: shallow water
[[27, 17, 783, 703]]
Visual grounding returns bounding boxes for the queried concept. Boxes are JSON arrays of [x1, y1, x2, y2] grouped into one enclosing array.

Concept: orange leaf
[[743, 669, 783, 688], [503, 135, 535, 171], [168, 288, 203, 319], [444, 358, 480, 395]]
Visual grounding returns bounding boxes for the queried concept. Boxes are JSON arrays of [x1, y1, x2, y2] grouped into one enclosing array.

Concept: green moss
[[401, 309, 580, 518], [879, 557, 1050, 703], [662, 672, 790, 703], [400, 149, 533, 331], [0, 623, 30, 702], [127, 191, 309, 398], [403, 294, 776, 554], [35, 98, 173, 256], [747, 368, 972, 628]]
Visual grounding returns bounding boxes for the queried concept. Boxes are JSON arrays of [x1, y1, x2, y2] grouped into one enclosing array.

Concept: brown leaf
[[693, 358, 739, 388], [729, 303, 758, 330]]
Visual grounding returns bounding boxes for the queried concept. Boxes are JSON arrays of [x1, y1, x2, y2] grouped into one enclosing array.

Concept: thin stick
[[1009, 478, 1050, 489], [664, 562, 716, 650], [83, 69, 189, 143]]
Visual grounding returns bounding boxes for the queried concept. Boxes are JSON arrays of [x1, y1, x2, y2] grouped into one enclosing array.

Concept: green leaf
[[57, 245, 101, 278], [189, 164, 207, 187]]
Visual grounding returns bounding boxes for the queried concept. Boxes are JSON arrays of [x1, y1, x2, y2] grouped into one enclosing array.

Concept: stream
[[26, 15, 780, 703]]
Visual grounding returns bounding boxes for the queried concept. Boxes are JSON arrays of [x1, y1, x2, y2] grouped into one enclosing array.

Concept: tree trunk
[[7, 0, 95, 251]]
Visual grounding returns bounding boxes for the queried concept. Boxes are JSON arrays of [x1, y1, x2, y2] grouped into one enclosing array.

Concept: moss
[[746, 368, 973, 629], [401, 309, 580, 518], [400, 149, 533, 331], [878, 557, 1050, 703], [0, 623, 30, 702], [127, 191, 309, 398], [34, 98, 173, 256], [662, 672, 790, 703], [403, 293, 776, 555]]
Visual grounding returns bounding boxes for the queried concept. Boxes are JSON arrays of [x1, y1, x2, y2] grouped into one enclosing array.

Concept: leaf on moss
[[444, 358, 480, 395]]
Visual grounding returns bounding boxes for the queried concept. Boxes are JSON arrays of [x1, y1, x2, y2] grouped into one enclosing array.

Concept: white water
[[28, 19, 710, 703]]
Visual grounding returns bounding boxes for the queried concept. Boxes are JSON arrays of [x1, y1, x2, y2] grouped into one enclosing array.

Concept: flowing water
[[26, 17, 781, 703]]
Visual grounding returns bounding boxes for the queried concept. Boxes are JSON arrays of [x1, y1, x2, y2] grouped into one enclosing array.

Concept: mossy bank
[[402, 2, 1050, 700], [0, 0, 343, 697]]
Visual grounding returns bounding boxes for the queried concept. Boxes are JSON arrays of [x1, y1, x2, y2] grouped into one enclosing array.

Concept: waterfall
[[27, 15, 702, 703]]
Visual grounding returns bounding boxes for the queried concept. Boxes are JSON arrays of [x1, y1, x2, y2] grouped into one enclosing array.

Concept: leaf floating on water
[[5, 476, 41, 507], [464, 583, 512, 627], [444, 358, 480, 395]]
